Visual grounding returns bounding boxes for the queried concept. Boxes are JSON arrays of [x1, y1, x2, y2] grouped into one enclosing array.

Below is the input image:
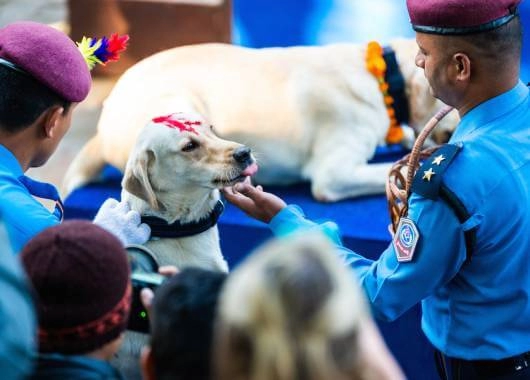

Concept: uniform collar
[[450, 81, 529, 141], [0, 144, 23, 177]]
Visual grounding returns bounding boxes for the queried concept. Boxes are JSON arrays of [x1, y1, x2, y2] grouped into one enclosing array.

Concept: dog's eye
[[182, 141, 199, 152]]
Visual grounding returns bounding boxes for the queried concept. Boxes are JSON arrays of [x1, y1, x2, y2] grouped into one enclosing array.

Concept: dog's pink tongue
[[242, 162, 259, 177]]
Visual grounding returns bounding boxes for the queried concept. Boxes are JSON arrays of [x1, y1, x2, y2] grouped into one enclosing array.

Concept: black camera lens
[[124, 244, 166, 333], [126, 244, 159, 273]]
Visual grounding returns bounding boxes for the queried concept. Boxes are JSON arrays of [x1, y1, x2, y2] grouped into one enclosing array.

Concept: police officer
[[222, 1, 530, 378], [0, 21, 150, 252]]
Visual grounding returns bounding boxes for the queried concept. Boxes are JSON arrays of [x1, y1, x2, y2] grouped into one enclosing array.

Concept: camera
[[125, 244, 166, 333]]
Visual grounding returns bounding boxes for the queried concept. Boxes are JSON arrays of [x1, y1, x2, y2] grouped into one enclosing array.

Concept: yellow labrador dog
[[121, 111, 257, 271], [110, 112, 256, 379], [64, 39, 457, 202]]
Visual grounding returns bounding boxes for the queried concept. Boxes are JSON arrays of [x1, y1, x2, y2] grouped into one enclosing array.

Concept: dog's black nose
[[233, 146, 252, 164]]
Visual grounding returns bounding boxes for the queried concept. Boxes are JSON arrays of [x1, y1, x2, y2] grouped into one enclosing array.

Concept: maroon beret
[[407, 0, 521, 35], [0, 21, 91, 102]]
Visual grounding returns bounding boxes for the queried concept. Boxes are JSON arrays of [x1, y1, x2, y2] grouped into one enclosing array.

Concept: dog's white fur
[[64, 39, 458, 202], [121, 112, 256, 271]]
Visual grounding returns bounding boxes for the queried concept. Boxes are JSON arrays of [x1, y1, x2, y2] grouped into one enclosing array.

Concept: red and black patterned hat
[[21, 220, 131, 355]]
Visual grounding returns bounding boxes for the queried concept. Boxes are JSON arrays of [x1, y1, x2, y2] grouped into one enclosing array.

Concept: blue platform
[[64, 145, 439, 379]]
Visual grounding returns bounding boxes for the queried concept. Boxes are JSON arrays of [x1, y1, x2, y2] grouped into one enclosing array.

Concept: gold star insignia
[[432, 154, 446, 166], [422, 168, 436, 181]]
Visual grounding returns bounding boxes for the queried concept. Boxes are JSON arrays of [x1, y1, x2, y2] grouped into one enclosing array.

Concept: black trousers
[[434, 350, 530, 380]]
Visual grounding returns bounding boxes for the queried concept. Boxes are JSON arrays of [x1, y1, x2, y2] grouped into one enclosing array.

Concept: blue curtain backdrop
[[233, 0, 530, 82]]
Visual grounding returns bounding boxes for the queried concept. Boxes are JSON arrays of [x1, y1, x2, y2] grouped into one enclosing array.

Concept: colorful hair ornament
[[76, 33, 129, 70]]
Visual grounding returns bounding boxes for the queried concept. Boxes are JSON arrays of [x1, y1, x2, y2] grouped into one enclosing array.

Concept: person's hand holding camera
[[140, 266, 179, 315], [125, 242, 178, 333]]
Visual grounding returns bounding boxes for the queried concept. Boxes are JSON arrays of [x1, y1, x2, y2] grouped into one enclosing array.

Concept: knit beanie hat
[[21, 220, 131, 355]]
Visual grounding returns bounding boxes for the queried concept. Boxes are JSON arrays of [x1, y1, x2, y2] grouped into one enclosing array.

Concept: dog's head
[[122, 112, 258, 212]]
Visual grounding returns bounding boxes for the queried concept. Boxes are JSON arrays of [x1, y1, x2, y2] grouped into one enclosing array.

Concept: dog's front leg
[[310, 160, 392, 202], [304, 136, 392, 202]]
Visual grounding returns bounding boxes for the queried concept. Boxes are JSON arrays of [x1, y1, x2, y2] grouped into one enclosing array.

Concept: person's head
[[214, 233, 390, 380], [406, 0, 523, 111], [0, 21, 91, 166], [20, 220, 131, 360], [141, 268, 227, 380]]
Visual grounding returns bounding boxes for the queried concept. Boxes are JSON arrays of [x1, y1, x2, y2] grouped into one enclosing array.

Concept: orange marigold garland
[[366, 41, 404, 144]]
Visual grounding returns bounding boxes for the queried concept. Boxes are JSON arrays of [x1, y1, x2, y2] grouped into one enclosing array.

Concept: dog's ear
[[123, 149, 165, 211]]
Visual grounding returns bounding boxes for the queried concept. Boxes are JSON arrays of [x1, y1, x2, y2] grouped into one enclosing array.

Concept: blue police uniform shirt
[[0, 222, 36, 379], [269, 81, 530, 360], [0, 144, 60, 253]]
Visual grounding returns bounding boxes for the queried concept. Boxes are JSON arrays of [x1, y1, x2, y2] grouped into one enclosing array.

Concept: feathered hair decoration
[[76, 33, 129, 70]]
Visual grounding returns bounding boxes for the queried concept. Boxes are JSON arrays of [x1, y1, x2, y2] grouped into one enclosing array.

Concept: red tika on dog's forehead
[[151, 113, 201, 135]]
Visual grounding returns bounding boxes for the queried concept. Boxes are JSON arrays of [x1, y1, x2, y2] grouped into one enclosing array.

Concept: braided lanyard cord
[[386, 105, 454, 235]]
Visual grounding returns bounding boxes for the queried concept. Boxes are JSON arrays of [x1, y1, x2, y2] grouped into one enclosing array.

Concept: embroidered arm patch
[[393, 217, 419, 262]]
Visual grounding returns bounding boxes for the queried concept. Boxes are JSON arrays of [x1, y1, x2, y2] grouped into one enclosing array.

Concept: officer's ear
[[42, 106, 65, 139], [451, 52, 471, 83]]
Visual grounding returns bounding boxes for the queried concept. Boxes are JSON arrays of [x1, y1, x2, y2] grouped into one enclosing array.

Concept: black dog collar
[[141, 200, 224, 238], [382, 47, 410, 126]]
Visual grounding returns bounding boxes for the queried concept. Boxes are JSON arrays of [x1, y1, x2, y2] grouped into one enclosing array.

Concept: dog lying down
[[63, 39, 458, 202], [121, 112, 257, 271]]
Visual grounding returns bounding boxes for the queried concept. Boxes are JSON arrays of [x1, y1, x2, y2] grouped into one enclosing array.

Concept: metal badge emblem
[[393, 217, 419, 262]]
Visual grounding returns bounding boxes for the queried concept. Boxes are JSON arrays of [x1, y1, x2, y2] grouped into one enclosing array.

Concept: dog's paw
[[312, 187, 341, 203]]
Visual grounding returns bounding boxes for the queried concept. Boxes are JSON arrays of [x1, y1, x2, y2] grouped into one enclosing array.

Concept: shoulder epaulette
[[411, 142, 476, 262], [411, 143, 462, 200]]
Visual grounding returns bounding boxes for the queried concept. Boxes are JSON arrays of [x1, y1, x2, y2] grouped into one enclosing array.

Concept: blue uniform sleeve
[[270, 205, 343, 246], [269, 197, 468, 321], [0, 175, 60, 253], [0, 223, 36, 379]]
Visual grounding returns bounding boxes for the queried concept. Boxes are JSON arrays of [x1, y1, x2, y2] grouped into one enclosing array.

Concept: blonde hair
[[214, 233, 374, 380]]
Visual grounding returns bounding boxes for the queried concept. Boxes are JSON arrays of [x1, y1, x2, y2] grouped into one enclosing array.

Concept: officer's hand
[[222, 182, 286, 223], [93, 198, 151, 246]]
